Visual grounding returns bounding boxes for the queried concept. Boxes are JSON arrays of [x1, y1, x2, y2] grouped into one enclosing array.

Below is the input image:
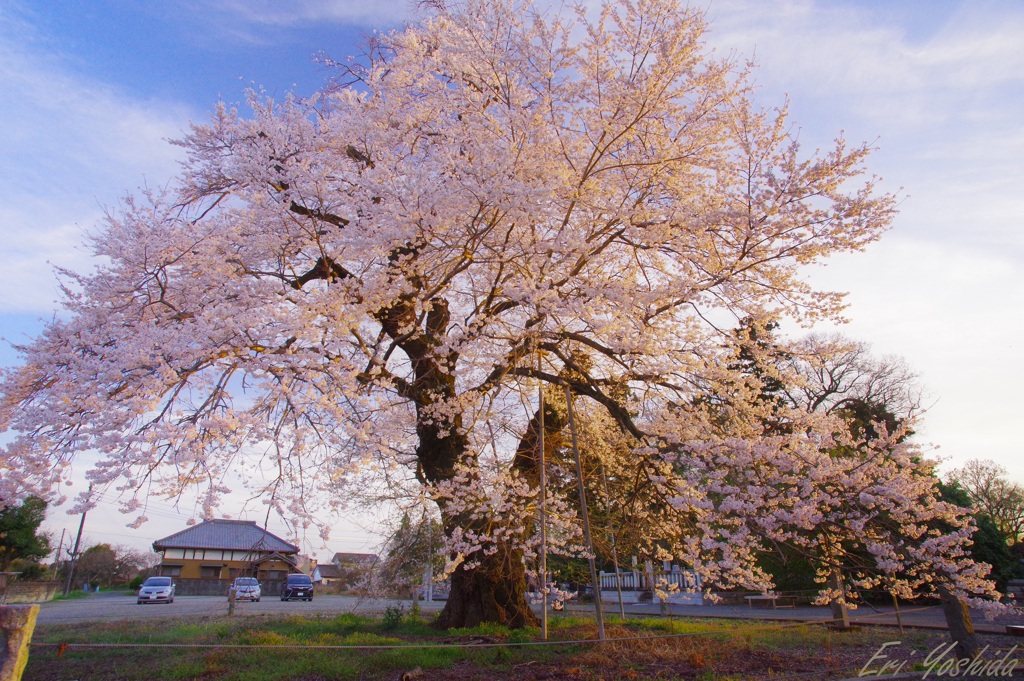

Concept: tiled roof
[[153, 519, 298, 554], [316, 564, 342, 579], [332, 552, 379, 566]]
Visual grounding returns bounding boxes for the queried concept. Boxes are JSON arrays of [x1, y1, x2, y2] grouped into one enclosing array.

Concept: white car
[[137, 576, 176, 604], [230, 577, 261, 602]]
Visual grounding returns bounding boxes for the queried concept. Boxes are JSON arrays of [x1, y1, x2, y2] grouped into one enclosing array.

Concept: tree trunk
[[425, 402, 561, 629], [829, 569, 851, 629], [433, 541, 539, 629], [938, 583, 979, 660]]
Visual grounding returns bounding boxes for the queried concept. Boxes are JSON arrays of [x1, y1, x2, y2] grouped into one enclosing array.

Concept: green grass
[[50, 589, 91, 601], [25, 611, 946, 681]]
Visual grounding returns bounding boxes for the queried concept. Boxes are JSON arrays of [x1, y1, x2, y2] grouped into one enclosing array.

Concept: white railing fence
[[598, 561, 701, 593]]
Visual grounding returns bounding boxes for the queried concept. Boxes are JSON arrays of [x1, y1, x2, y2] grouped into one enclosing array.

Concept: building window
[[159, 565, 182, 577], [200, 565, 222, 579]]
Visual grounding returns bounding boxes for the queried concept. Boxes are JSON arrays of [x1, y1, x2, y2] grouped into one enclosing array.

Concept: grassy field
[[24, 609, 1002, 681]]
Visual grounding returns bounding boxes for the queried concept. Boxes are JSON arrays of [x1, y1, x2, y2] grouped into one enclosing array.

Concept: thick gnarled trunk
[[433, 540, 539, 629], [426, 404, 561, 629]]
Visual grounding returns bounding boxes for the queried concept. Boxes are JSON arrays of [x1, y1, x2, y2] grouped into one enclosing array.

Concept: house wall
[[172, 578, 292, 597], [157, 553, 295, 581]]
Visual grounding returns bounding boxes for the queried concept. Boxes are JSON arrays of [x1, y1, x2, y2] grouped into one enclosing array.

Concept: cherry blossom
[[0, 0, 990, 627]]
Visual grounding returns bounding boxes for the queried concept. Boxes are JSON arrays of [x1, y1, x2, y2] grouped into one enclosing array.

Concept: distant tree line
[[1, 496, 159, 586]]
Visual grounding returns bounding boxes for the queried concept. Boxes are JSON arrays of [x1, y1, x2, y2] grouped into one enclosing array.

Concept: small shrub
[[382, 604, 405, 630]]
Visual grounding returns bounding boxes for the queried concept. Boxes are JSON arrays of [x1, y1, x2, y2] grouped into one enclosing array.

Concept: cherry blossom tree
[[2, 0, 991, 628]]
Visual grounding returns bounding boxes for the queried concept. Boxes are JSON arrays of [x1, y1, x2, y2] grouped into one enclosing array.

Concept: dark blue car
[[280, 573, 313, 601]]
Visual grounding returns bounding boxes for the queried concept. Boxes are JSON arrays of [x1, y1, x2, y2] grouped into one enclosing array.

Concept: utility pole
[[51, 528, 67, 580], [63, 508, 88, 596], [63, 486, 92, 596]]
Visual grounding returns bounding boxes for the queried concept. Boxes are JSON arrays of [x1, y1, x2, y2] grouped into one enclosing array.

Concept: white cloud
[[0, 6, 191, 315], [209, 0, 412, 28], [807, 236, 1024, 482], [703, 0, 1024, 138], [697, 1, 1024, 484]]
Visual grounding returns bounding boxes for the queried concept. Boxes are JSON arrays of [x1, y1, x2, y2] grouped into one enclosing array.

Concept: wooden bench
[[745, 595, 797, 609]]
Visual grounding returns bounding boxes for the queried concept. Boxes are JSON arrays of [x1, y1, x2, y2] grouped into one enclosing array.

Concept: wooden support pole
[[599, 465, 626, 619], [565, 385, 606, 640], [537, 353, 548, 640], [891, 591, 904, 635]]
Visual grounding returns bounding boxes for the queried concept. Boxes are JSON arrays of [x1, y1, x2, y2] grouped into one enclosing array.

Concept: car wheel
[[281, 597, 287, 601], [137, 600, 142, 604], [169, 597, 174, 603], [255, 597, 260, 602]]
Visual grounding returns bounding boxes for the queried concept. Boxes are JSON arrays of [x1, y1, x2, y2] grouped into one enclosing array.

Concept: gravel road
[[34, 592, 445, 625], [33, 592, 1024, 635]]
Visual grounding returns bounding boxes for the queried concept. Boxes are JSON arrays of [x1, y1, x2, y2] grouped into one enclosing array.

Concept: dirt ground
[[23, 615, 1024, 681], [383, 630, 1024, 681]]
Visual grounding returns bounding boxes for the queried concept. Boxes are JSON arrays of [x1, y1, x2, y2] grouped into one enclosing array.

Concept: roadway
[[33, 591, 446, 625], [33, 591, 1024, 636]]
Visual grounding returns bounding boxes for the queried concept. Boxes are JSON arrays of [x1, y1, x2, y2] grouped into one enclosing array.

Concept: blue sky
[[2, 0, 1023, 559]]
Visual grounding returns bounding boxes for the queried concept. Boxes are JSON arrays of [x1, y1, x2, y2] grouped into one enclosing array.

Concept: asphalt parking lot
[[34, 592, 445, 625]]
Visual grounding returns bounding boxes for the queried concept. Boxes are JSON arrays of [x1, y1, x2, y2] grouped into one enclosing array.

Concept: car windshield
[[235, 578, 258, 586], [287, 575, 312, 585], [143, 577, 172, 587]]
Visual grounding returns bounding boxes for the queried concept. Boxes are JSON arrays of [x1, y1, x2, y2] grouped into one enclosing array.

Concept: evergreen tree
[[0, 496, 49, 572]]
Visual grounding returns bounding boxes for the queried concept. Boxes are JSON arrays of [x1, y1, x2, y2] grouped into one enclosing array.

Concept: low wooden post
[[0, 604, 39, 681]]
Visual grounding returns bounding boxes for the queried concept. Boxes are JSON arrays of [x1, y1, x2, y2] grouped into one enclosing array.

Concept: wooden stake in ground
[[565, 384, 606, 640]]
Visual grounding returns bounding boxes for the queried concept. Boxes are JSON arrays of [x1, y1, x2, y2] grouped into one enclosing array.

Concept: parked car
[[137, 576, 175, 604], [280, 573, 314, 601], [229, 577, 261, 602]]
